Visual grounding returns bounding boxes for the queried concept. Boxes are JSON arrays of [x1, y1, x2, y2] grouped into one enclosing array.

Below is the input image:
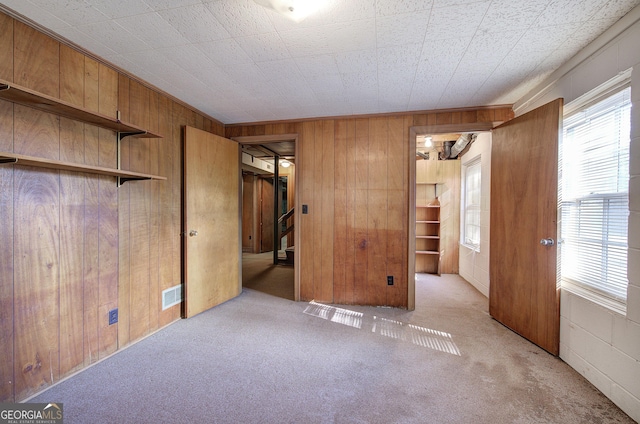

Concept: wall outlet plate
[[387, 276, 394, 285], [108, 308, 118, 325]]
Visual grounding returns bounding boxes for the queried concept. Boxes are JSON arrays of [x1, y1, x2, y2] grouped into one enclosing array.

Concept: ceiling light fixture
[[280, 160, 291, 168], [424, 136, 433, 148], [253, 0, 323, 22]]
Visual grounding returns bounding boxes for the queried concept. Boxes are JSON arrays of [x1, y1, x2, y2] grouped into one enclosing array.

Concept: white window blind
[[463, 159, 481, 249], [560, 86, 631, 308]]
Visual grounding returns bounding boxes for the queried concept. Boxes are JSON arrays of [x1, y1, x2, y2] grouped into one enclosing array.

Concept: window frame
[[559, 72, 632, 315], [462, 157, 482, 251]]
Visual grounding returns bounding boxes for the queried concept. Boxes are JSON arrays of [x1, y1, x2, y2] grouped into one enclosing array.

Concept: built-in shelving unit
[[416, 182, 441, 275], [0, 78, 164, 184]]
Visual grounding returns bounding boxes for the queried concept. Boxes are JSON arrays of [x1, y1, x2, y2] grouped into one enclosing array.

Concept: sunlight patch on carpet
[[303, 301, 363, 329], [372, 316, 461, 356], [303, 301, 461, 356]]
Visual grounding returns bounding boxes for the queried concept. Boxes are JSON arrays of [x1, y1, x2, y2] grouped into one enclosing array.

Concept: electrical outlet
[[302, 204, 308, 214], [387, 276, 394, 286], [108, 308, 118, 325]]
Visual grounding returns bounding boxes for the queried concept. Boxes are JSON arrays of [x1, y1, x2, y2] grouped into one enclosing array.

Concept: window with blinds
[[463, 159, 481, 249], [560, 85, 631, 311]]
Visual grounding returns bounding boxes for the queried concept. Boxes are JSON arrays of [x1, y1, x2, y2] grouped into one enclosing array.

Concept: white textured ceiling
[[1, 0, 638, 124]]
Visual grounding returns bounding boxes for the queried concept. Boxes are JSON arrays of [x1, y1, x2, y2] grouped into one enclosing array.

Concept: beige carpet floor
[[28, 271, 634, 423]]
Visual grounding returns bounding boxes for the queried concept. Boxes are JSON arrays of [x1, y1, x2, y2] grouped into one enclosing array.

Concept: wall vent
[[162, 284, 182, 310]]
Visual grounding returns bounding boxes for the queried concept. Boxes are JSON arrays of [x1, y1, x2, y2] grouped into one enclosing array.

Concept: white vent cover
[[162, 284, 182, 310]]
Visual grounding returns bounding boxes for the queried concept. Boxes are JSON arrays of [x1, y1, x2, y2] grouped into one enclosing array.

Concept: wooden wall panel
[[117, 75, 131, 347], [158, 95, 179, 327], [128, 81, 151, 341], [59, 172, 85, 376], [333, 120, 348, 302], [298, 121, 315, 301], [319, 121, 335, 302], [148, 91, 160, 333], [58, 45, 85, 377], [83, 60, 101, 364], [0, 165, 13, 402], [13, 169, 60, 400], [0, 13, 12, 81], [13, 21, 59, 96], [98, 174, 118, 358], [352, 119, 369, 305], [172, 102, 185, 307]]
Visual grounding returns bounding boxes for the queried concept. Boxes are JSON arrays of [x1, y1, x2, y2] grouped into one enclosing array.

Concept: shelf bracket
[[117, 176, 152, 185], [116, 130, 146, 187], [0, 157, 18, 164], [118, 130, 147, 141]]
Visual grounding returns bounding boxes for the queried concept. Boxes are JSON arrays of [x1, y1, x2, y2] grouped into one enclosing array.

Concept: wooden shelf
[[0, 152, 166, 183], [0, 79, 161, 138], [416, 196, 441, 275]]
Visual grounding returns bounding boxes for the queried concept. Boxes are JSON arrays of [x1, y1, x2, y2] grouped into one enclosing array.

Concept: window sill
[[561, 279, 627, 316], [460, 243, 480, 253]]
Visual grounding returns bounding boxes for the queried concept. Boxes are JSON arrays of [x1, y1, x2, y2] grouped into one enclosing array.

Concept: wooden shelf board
[[416, 236, 440, 239], [416, 220, 440, 224], [0, 79, 161, 138], [0, 152, 166, 181], [416, 250, 440, 255], [417, 205, 441, 208], [416, 182, 442, 184]]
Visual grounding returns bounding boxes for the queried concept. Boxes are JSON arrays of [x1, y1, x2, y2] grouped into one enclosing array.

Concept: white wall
[[514, 6, 640, 421], [459, 132, 491, 297]]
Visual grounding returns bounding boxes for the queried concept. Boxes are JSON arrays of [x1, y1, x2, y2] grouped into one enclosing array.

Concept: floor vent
[[162, 284, 182, 310]]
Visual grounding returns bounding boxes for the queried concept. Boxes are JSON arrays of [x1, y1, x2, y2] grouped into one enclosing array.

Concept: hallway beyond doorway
[[242, 252, 294, 301]]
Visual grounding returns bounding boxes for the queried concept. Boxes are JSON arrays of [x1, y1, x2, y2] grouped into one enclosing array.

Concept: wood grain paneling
[[490, 99, 561, 355], [158, 94, 178, 327], [14, 105, 59, 159], [320, 120, 334, 302], [128, 81, 151, 341], [58, 45, 85, 377], [13, 21, 59, 97], [333, 119, 348, 302], [13, 169, 60, 400], [59, 171, 85, 376], [98, 174, 118, 358], [0, 165, 14, 401], [0, 13, 12, 81]]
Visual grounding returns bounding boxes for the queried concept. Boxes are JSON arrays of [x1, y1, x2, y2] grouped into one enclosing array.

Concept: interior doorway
[[408, 123, 494, 310], [233, 135, 298, 301]]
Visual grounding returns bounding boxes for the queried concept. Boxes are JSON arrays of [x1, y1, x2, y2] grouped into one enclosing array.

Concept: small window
[[463, 159, 481, 249], [560, 84, 631, 312]]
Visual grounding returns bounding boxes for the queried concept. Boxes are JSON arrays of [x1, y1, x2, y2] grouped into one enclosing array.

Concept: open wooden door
[[490, 99, 562, 355], [183, 126, 240, 318]]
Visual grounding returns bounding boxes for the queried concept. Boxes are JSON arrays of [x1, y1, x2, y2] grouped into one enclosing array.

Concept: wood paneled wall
[[226, 108, 512, 308], [0, 13, 223, 402]]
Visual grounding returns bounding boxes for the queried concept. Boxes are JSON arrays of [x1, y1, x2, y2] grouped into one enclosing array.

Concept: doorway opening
[[408, 123, 494, 310], [233, 135, 298, 301]]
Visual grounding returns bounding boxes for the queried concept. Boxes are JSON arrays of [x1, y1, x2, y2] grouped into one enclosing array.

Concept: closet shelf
[[0, 151, 166, 183], [416, 250, 440, 255], [0, 79, 161, 138]]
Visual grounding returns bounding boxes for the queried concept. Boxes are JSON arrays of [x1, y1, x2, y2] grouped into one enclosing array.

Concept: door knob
[[189, 230, 198, 237], [540, 238, 555, 246]]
